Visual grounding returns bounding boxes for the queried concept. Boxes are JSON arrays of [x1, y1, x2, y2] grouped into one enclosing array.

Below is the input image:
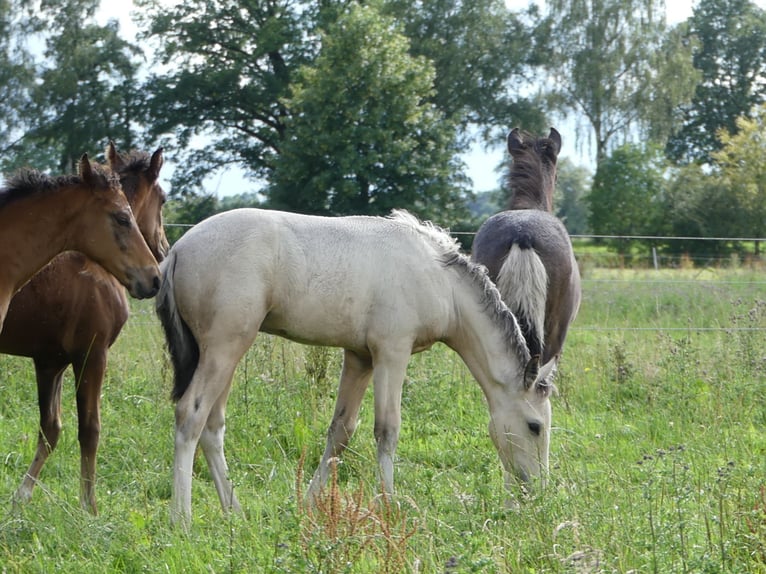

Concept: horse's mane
[[0, 164, 119, 210], [506, 131, 557, 211], [113, 150, 153, 200], [387, 209, 531, 367], [387, 209, 460, 254]]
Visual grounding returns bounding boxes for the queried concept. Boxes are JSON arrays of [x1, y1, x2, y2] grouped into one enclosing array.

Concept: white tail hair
[[495, 244, 548, 356]]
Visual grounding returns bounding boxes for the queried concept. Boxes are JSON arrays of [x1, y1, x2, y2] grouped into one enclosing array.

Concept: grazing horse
[[1, 143, 168, 514], [156, 208, 555, 528], [472, 127, 581, 374], [0, 154, 160, 333]]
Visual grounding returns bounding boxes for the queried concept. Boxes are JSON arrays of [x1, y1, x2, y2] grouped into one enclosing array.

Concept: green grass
[[1, 269, 765, 572]]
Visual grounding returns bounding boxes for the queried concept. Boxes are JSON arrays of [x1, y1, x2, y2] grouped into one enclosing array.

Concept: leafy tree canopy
[[666, 0, 766, 164], [269, 2, 470, 223]]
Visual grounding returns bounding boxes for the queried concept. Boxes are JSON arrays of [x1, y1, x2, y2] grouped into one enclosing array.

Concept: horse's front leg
[[370, 347, 410, 495], [73, 352, 107, 515], [308, 349, 373, 501], [15, 361, 67, 507]]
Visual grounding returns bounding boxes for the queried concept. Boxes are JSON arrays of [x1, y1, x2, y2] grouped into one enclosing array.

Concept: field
[[0, 267, 765, 572]]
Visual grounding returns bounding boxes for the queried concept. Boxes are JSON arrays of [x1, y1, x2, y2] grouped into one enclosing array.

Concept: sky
[[96, 0, 703, 196]]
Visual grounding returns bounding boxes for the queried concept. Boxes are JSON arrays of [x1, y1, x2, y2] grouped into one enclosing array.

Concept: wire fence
[[156, 225, 766, 333]]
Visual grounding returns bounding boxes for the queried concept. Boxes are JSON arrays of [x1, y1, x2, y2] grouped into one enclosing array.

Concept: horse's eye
[[113, 212, 132, 228], [527, 421, 542, 436]]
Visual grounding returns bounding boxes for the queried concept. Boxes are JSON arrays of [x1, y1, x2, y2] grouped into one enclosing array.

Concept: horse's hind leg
[[15, 361, 67, 506], [72, 351, 107, 515], [172, 346, 247, 526], [199, 383, 241, 515], [308, 350, 373, 500]]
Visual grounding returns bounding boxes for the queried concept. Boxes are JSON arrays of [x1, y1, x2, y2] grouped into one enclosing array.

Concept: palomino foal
[[156, 208, 554, 528]]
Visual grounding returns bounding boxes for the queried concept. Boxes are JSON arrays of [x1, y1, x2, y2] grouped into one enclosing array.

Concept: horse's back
[[472, 209, 581, 361], [168, 209, 454, 352]]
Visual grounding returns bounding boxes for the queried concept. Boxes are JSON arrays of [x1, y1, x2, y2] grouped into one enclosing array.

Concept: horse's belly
[[260, 306, 368, 351]]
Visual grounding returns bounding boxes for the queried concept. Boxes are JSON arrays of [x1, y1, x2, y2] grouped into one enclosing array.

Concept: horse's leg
[[72, 351, 106, 515], [198, 381, 241, 515], [172, 346, 248, 527], [307, 349, 373, 500], [15, 361, 67, 505], [370, 347, 410, 494]]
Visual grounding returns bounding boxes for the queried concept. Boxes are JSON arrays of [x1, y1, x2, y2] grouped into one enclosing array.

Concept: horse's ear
[[106, 140, 125, 171], [507, 128, 524, 155], [148, 147, 164, 181], [548, 128, 562, 156], [524, 356, 557, 395], [523, 355, 541, 390], [78, 153, 93, 184]]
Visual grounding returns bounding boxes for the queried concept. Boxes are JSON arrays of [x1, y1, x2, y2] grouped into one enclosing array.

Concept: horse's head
[[506, 127, 562, 212], [74, 154, 160, 298], [487, 356, 556, 497], [106, 142, 169, 262]]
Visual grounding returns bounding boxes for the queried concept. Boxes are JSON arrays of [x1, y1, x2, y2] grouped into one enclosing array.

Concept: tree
[[137, 0, 546, 200], [12, 0, 145, 173], [587, 143, 667, 253], [554, 157, 590, 235], [0, 0, 35, 171], [537, 0, 698, 165], [712, 105, 766, 253], [661, 162, 740, 258], [136, 0, 316, 193], [666, 0, 766, 164], [381, 0, 547, 140], [269, 3, 470, 223]]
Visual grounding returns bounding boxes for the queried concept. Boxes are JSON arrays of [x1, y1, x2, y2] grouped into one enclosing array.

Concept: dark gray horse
[[472, 128, 581, 375]]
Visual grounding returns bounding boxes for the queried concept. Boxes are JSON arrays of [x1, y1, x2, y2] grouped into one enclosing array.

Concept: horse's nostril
[[153, 275, 161, 291]]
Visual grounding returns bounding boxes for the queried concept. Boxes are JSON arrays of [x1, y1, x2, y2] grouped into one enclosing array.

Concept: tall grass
[[0, 269, 764, 572]]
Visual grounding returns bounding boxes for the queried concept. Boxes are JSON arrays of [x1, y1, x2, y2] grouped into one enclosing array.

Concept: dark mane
[[506, 130, 559, 211], [0, 164, 120, 210], [442, 250, 532, 368], [110, 150, 153, 201]]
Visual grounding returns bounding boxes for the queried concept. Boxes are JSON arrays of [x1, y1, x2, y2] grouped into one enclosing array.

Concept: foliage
[[136, 0, 315, 191], [0, 0, 35, 170], [666, 0, 766, 164], [16, 0, 143, 173], [712, 105, 766, 251], [660, 162, 741, 259], [381, 0, 548, 140], [587, 143, 668, 252], [553, 157, 591, 235], [536, 0, 698, 165], [269, 3, 470, 223]]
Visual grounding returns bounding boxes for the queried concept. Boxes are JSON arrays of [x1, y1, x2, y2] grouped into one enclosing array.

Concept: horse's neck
[[446, 288, 522, 390], [508, 167, 554, 212], [0, 189, 82, 293], [509, 192, 551, 211]]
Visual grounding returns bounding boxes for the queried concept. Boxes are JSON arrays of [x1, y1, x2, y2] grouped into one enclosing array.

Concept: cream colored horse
[[156, 208, 554, 528]]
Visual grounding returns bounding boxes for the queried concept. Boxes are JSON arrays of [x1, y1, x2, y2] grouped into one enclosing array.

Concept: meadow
[[0, 267, 764, 573]]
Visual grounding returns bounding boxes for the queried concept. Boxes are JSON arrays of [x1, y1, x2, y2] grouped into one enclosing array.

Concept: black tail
[[155, 251, 200, 401]]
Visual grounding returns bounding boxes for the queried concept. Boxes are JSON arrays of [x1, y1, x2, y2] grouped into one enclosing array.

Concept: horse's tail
[[155, 251, 200, 402], [496, 240, 548, 359]]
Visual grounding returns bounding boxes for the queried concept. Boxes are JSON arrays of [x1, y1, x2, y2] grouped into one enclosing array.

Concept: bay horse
[[156, 208, 555, 528], [472, 127, 581, 377], [2, 143, 168, 514], [0, 154, 160, 333]]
